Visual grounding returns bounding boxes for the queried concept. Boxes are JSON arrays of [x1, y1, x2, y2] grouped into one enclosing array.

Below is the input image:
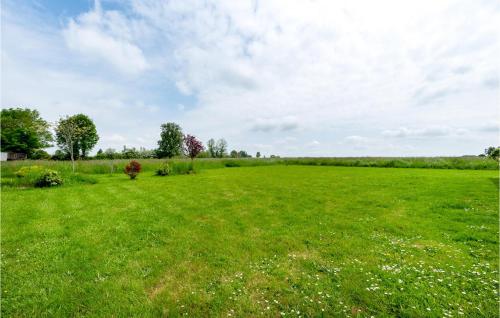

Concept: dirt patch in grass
[[147, 261, 204, 300]]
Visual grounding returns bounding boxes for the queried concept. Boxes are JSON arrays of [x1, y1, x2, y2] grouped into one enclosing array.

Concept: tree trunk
[[70, 151, 75, 173]]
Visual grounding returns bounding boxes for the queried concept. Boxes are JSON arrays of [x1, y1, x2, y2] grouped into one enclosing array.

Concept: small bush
[[156, 162, 171, 176], [15, 165, 43, 178], [224, 161, 240, 167], [14, 166, 45, 186], [124, 160, 141, 179], [35, 170, 63, 188]]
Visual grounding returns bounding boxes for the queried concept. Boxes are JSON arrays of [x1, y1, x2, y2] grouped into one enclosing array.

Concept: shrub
[[156, 162, 171, 176], [224, 161, 240, 167], [35, 170, 63, 187], [30, 149, 51, 160], [124, 160, 141, 179], [15, 165, 43, 178]]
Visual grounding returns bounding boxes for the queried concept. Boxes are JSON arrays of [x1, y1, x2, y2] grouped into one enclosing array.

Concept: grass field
[[1, 164, 499, 317], [1, 156, 498, 179]]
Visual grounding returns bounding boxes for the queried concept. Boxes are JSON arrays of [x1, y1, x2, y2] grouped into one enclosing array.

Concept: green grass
[[1, 156, 497, 180], [1, 166, 498, 317]]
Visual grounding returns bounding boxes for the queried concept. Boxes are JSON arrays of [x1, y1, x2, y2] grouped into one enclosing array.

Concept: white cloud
[[63, 1, 148, 74], [2, 0, 499, 156], [250, 116, 299, 132], [103, 133, 126, 142], [381, 126, 468, 138], [308, 140, 320, 147]]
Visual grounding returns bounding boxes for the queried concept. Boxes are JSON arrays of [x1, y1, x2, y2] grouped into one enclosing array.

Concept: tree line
[[0, 108, 259, 163], [3, 107, 498, 162]]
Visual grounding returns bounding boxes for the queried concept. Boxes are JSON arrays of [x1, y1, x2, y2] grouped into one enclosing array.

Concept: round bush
[[124, 160, 142, 179], [35, 170, 63, 188], [156, 162, 171, 176]]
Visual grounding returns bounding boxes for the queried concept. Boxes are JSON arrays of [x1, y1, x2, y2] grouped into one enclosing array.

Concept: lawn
[[1, 165, 498, 317]]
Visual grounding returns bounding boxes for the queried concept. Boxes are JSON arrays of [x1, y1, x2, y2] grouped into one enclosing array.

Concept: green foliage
[[157, 122, 183, 158], [30, 149, 51, 160], [15, 165, 43, 178], [65, 173, 98, 185], [34, 169, 63, 187], [485, 146, 499, 160], [224, 160, 240, 167], [215, 139, 227, 158], [55, 114, 99, 159], [228, 150, 251, 158], [170, 161, 196, 175], [51, 149, 69, 160], [2, 162, 98, 188], [14, 166, 45, 186], [94, 147, 156, 160], [207, 138, 228, 158], [155, 162, 172, 176], [207, 138, 216, 157], [0, 107, 52, 157], [196, 150, 211, 158]]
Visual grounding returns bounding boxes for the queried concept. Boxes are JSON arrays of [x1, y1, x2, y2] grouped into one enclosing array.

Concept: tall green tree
[[55, 114, 99, 159], [207, 138, 216, 157], [157, 122, 183, 158], [485, 146, 499, 160], [0, 108, 52, 157], [215, 139, 228, 158], [55, 116, 79, 172]]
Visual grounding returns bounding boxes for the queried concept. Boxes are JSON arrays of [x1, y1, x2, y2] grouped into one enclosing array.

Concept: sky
[[1, 0, 499, 157]]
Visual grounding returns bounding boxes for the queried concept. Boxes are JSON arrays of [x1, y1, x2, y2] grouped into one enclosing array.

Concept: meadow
[[1, 159, 499, 317]]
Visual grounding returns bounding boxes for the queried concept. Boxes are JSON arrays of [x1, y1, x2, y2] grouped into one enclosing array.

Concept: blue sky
[[1, 0, 498, 156]]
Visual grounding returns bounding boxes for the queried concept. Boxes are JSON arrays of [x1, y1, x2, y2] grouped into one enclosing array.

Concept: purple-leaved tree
[[184, 134, 204, 160]]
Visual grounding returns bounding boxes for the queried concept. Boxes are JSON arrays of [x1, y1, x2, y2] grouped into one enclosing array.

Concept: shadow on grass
[[489, 178, 499, 189]]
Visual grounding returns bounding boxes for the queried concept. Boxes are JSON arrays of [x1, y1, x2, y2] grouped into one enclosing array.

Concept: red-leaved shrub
[[124, 160, 141, 179]]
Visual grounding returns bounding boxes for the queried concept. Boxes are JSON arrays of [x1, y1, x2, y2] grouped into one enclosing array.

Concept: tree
[[55, 117, 79, 172], [122, 145, 140, 159], [157, 122, 183, 158], [238, 150, 251, 158], [256, 151, 261, 158], [207, 138, 217, 157], [0, 108, 52, 157], [52, 150, 69, 161], [104, 148, 119, 159], [72, 114, 98, 158], [30, 149, 51, 160], [215, 139, 228, 158], [184, 134, 204, 160], [230, 150, 238, 158], [485, 146, 500, 160], [55, 114, 98, 159]]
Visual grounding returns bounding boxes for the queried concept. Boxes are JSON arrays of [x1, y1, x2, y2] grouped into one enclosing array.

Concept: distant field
[[1, 165, 498, 317], [1, 156, 498, 179]]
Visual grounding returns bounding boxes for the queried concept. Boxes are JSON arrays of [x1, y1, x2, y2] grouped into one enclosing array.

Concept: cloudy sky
[[1, 0, 498, 156]]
